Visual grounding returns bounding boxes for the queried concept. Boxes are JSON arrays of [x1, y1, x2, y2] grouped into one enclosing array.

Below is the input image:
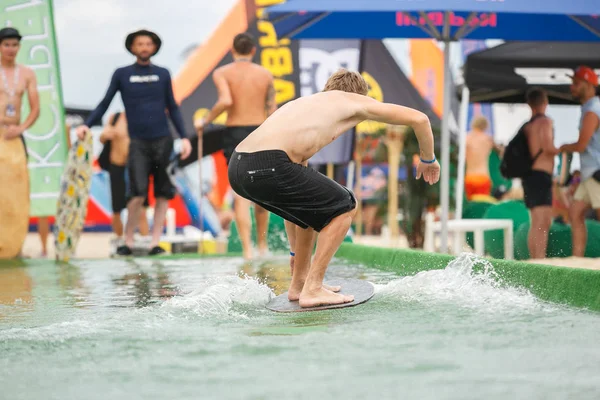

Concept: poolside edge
[[334, 243, 600, 312]]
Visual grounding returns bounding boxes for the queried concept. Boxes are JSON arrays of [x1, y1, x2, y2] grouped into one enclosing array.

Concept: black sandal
[[148, 246, 166, 256], [116, 245, 133, 256]]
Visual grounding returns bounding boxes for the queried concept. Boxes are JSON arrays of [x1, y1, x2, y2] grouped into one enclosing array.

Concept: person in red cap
[[559, 66, 600, 257]]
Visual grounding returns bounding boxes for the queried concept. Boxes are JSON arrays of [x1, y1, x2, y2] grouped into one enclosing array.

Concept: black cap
[[125, 29, 161, 56], [0, 27, 22, 43]]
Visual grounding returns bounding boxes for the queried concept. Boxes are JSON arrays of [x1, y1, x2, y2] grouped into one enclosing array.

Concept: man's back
[[220, 62, 272, 126], [103, 113, 130, 166], [465, 131, 493, 176], [237, 91, 362, 163], [526, 115, 555, 174]]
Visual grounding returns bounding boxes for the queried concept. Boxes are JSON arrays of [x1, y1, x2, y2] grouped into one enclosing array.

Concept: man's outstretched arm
[[355, 95, 435, 160]]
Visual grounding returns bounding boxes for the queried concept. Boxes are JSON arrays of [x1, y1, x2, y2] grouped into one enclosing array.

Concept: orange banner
[[409, 39, 444, 117]]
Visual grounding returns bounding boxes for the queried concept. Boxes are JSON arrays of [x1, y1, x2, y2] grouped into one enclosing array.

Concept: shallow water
[[1, 254, 599, 400]]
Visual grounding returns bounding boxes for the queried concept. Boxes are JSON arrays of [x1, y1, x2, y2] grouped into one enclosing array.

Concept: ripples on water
[[1, 254, 599, 400]]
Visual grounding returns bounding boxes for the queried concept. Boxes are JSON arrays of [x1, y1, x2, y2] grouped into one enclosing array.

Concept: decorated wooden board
[[54, 133, 93, 262], [0, 136, 29, 259]]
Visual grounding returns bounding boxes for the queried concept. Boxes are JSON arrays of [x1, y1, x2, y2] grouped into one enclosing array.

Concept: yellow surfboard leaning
[[54, 133, 93, 262], [0, 135, 30, 259]]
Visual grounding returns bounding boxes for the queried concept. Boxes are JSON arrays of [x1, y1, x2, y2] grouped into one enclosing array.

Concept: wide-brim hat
[[0, 27, 22, 43], [125, 29, 161, 56]]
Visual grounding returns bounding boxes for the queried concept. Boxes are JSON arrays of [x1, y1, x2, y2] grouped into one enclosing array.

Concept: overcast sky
[[54, 0, 237, 112]]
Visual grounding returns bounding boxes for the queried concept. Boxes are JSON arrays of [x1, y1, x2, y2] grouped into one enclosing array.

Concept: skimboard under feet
[[266, 278, 375, 313]]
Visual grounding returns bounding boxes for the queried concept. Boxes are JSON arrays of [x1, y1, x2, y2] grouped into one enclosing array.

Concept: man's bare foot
[[287, 280, 304, 301], [243, 248, 253, 260], [323, 283, 341, 292], [289, 256, 340, 295], [258, 245, 269, 257], [299, 287, 354, 308]]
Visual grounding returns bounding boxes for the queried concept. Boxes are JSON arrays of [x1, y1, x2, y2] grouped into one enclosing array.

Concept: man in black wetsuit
[[76, 29, 192, 256]]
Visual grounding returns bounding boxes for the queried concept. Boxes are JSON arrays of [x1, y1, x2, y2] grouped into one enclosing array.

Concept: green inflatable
[[483, 200, 530, 259], [462, 200, 495, 249], [227, 208, 289, 253], [515, 219, 600, 259]]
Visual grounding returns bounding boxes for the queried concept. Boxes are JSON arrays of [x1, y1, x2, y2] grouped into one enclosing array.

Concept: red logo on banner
[[396, 12, 497, 28]]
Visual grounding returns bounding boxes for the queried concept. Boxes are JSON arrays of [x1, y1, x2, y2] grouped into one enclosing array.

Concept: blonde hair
[[323, 69, 368, 95], [470, 115, 489, 131]]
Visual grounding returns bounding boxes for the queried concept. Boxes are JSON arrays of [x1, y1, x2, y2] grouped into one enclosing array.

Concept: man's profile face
[[0, 39, 20, 61], [570, 78, 588, 100], [132, 35, 155, 61]]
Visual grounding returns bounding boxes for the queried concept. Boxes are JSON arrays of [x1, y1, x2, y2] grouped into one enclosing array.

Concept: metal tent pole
[[440, 39, 452, 254]]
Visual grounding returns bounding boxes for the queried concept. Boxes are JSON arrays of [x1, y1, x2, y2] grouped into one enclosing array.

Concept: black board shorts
[[223, 126, 259, 165], [127, 136, 176, 200], [522, 170, 553, 209], [228, 149, 357, 232], [108, 164, 149, 213]]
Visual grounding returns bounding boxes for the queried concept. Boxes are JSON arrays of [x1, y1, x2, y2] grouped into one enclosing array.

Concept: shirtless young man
[[99, 112, 149, 240], [0, 28, 40, 258], [195, 33, 275, 260], [465, 116, 500, 200], [522, 88, 559, 259], [229, 69, 440, 308]]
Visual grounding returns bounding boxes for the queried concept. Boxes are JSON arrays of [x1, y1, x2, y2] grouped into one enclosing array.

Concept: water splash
[[161, 275, 274, 318], [374, 253, 545, 313]]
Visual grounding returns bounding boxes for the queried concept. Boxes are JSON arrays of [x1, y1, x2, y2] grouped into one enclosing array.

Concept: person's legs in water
[[254, 203, 270, 256], [528, 206, 553, 258], [284, 219, 297, 274], [287, 225, 316, 301], [299, 207, 356, 308], [284, 219, 341, 296], [37, 216, 49, 257]]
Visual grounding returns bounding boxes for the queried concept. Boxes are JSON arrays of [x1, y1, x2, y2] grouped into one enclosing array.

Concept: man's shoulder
[[18, 65, 36, 80]]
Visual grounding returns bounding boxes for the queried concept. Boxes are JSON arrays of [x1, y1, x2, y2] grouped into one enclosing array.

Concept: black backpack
[[500, 114, 544, 179], [97, 112, 121, 171]]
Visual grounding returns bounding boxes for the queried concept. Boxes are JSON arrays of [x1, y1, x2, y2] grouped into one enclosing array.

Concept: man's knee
[[569, 201, 588, 222], [254, 203, 268, 216], [128, 196, 145, 207]]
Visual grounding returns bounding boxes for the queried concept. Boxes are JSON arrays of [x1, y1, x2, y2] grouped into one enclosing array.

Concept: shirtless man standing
[[229, 69, 440, 308], [0, 28, 40, 258], [195, 33, 274, 260], [465, 116, 497, 200], [522, 88, 559, 259], [99, 112, 149, 241]]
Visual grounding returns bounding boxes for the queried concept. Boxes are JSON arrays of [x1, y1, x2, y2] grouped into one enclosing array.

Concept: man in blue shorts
[[76, 29, 192, 256]]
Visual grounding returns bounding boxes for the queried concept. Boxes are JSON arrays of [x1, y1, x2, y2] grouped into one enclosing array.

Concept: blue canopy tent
[[265, 0, 600, 253]]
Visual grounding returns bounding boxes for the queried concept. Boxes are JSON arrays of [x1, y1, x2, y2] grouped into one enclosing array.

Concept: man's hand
[[76, 125, 90, 140], [4, 125, 24, 140], [194, 118, 205, 134], [416, 159, 441, 185], [179, 138, 192, 160]]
